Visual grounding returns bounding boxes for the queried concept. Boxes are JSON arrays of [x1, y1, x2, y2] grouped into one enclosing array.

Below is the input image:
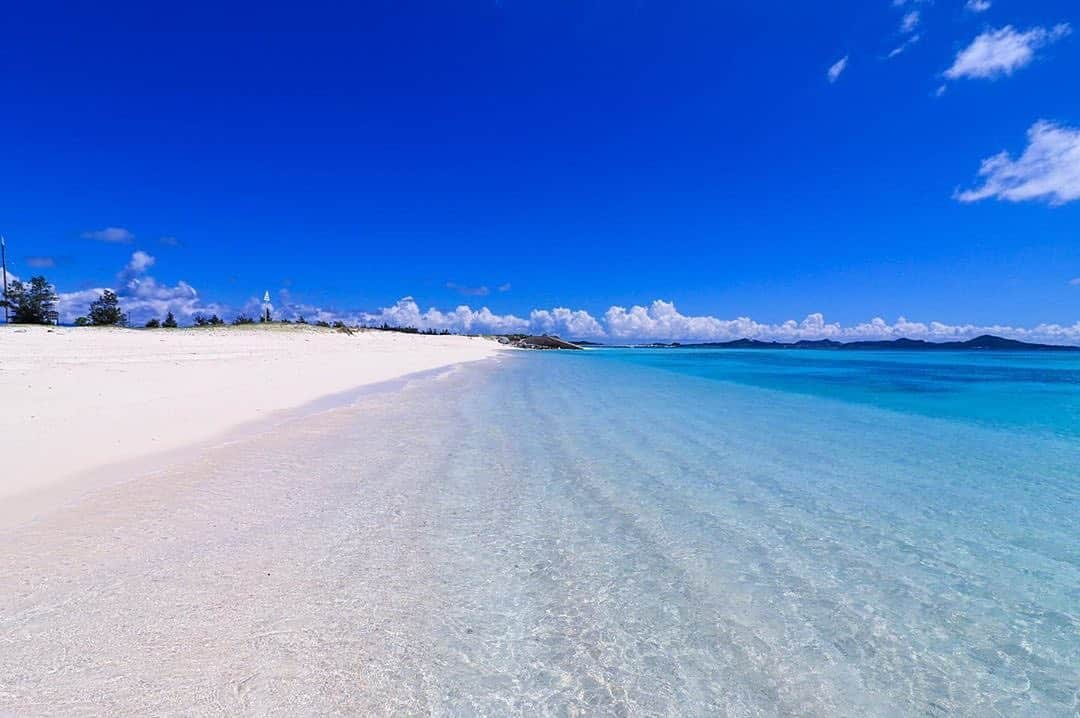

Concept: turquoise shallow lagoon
[[436, 348, 1080, 715], [2, 348, 1077, 715]]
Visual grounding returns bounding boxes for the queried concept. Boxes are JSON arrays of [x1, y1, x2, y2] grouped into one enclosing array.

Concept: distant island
[[639, 335, 1079, 351]]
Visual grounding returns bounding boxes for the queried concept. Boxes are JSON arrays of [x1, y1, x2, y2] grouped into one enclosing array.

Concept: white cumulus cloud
[[125, 250, 155, 274], [359, 299, 603, 337], [361, 297, 530, 334], [945, 24, 1071, 80], [956, 121, 1080, 205], [529, 307, 606, 338], [355, 298, 1080, 346], [599, 301, 1080, 345], [56, 251, 223, 324], [966, 0, 991, 12]]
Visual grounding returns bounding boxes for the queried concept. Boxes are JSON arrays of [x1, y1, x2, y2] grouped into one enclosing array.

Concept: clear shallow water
[[2, 350, 1078, 716], [465, 349, 1080, 715]]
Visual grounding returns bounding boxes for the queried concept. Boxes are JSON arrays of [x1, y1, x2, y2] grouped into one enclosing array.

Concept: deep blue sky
[[2, 0, 1078, 333]]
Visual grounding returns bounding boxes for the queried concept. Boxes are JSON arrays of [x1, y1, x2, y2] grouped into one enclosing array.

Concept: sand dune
[[0, 324, 502, 521]]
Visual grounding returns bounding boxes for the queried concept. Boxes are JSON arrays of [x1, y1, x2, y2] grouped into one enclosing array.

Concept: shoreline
[[1, 343, 1075, 713], [0, 361, 504, 713], [0, 324, 505, 527]]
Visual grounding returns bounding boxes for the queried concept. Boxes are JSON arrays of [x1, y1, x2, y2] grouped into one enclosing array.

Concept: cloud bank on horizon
[[359, 297, 1080, 346], [33, 251, 1080, 344]]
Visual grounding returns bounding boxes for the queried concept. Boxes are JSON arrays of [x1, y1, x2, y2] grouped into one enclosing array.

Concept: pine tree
[[88, 290, 126, 326], [1, 276, 58, 324], [162, 311, 178, 328]]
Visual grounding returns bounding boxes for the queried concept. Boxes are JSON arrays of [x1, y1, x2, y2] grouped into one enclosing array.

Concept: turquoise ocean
[[427, 347, 1080, 715]]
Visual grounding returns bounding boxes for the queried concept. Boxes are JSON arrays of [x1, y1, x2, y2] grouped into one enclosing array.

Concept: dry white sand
[[0, 324, 502, 521]]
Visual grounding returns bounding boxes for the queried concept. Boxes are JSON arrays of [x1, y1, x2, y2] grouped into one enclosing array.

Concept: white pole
[[1, 235, 8, 323]]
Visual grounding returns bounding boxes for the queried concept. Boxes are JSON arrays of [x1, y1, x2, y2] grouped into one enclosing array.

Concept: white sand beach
[[2, 329, 1076, 715], [0, 324, 502, 523], [0, 337, 516, 715]]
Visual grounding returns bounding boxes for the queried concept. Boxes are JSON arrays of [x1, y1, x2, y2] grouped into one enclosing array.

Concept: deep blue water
[[607, 348, 1080, 438]]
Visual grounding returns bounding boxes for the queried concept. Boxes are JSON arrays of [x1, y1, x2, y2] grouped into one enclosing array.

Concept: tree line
[[4, 274, 453, 334], [1, 275, 168, 327], [2, 278, 281, 328]]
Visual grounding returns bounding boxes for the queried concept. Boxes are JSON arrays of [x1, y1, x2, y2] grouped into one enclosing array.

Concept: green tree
[[162, 311, 178, 328], [145, 318, 161, 328], [1, 276, 57, 324], [88, 290, 126, 326], [233, 314, 255, 325], [74, 316, 90, 326]]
